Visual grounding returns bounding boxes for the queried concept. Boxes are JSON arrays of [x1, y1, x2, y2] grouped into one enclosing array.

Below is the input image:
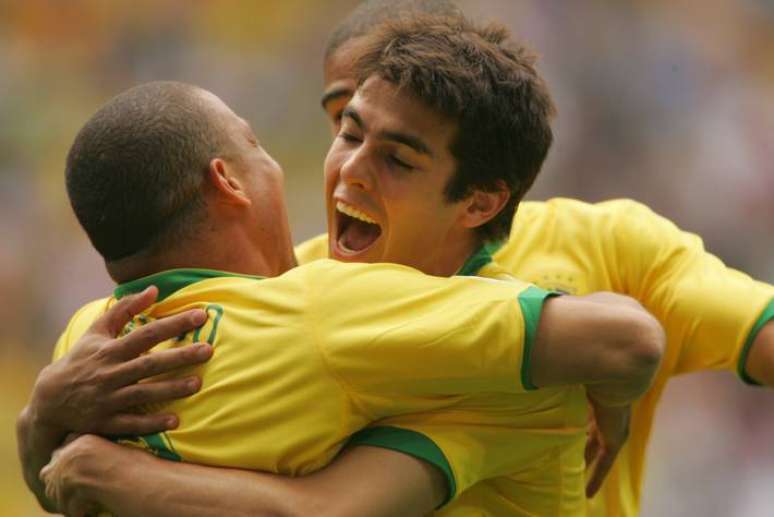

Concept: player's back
[[55, 264, 361, 475]]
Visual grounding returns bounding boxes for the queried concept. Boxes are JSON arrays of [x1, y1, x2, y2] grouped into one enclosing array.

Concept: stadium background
[[1, 1, 772, 515]]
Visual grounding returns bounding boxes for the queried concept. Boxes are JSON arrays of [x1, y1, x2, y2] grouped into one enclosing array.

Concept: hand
[[29, 286, 213, 439], [584, 399, 631, 498], [40, 434, 120, 517]]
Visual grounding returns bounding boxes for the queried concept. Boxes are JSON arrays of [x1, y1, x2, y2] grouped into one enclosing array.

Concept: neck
[[107, 225, 284, 284], [422, 232, 481, 278]]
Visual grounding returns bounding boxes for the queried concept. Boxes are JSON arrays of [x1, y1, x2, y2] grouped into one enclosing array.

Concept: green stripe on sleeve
[[737, 298, 774, 386], [518, 286, 560, 391], [347, 426, 456, 508]]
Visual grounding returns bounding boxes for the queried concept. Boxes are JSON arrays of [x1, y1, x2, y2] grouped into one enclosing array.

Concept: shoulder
[[66, 297, 112, 336], [53, 297, 111, 361], [294, 233, 329, 265], [517, 197, 659, 225], [514, 197, 686, 249]]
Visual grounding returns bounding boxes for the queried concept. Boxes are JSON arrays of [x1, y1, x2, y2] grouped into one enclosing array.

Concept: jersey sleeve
[[52, 298, 111, 361], [306, 260, 555, 417], [610, 201, 774, 381], [347, 388, 587, 506]]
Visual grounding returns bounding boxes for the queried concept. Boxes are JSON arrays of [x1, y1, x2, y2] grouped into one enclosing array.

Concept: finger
[[108, 343, 212, 386], [99, 412, 181, 437], [586, 450, 616, 498], [111, 310, 208, 361], [40, 462, 53, 484], [92, 286, 159, 337], [108, 376, 202, 410]]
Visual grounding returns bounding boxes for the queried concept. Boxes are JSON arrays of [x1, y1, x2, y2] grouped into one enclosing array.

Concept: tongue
[[340, 219, 381, 252]]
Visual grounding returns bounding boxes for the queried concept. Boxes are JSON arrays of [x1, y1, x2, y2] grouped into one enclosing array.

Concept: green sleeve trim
[[518, 286, 560, 391], [347, 426, 456, 508], [737, 298, 774, 386]]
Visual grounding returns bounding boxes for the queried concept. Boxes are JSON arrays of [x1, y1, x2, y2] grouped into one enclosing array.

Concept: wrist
[[586, 383, 638, 408]]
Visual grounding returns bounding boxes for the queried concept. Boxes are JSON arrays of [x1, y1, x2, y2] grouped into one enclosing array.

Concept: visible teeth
[[337, 201, 377, 224]]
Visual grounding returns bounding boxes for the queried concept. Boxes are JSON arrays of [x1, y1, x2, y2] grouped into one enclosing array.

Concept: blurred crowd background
[[1, 1, 772, 515]]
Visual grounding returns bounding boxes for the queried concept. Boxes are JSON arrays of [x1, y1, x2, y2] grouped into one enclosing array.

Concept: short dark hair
[[325, 0, 461, 61], [66, 81, 225, 262], [353, 14, 556, 241]]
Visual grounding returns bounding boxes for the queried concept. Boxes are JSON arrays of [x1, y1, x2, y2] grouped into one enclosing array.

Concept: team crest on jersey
[[531, 272, 583, 295]]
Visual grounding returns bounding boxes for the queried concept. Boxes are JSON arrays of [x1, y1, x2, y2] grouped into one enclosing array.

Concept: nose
[[339, 145, 374, 191]]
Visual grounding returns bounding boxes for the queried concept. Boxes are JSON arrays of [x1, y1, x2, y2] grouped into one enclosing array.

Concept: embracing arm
[[530, 292, 665, 496], [42, 435, 445, 517], [17, 287, 212, 512], [531, 292, 665, 403]]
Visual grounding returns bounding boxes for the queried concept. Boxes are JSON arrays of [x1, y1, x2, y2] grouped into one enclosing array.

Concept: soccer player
[[312, 1, 774, 515], [22, 77, 663, 516]]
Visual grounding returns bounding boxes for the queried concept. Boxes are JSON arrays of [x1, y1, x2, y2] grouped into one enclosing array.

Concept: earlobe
[[207, 158, 251, 206]]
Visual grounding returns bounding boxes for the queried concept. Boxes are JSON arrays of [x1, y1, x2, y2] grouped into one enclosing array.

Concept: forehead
[[323, 38, 366, 111], [324, 37, 366, 86], [351, 77, 456, 141]]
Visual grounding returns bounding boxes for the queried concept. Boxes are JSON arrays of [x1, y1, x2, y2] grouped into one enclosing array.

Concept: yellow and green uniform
[[54, 259, 572, 507], [297, 242, 590, 516], [297, 197, 774, 516], [495, 198, 774, 516]]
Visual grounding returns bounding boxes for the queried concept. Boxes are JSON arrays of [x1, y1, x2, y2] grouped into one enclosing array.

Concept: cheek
[[323, 146, 343, 193]]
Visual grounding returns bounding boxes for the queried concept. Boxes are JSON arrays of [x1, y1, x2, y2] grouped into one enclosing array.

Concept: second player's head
[[324, 14, 555, 276], [66, 81, 295, 282], [322, 0, 461, 135]]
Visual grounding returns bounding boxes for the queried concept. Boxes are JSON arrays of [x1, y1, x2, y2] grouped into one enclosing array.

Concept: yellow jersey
[[297, 241, 590, 516], [493, 198, 774, 516], [297, 197, 774, 516], [54, 259, 570, 507]]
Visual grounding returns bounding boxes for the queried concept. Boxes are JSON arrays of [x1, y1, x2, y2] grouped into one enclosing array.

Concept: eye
[[389, 155, 413, 170], [339, 132, 362, 144]]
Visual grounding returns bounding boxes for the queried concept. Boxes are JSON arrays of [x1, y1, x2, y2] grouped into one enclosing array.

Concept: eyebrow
[[342, 107, 433, 157], [321, 87, 353, 110]]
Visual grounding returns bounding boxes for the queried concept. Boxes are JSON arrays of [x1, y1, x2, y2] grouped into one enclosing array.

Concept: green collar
[[456, 241, 505, 277], [114, 268, 264, 302]]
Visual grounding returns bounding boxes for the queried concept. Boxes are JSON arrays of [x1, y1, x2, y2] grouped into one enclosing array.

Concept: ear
[[206, 158, 251, 207], [458, 181, 510, 230]]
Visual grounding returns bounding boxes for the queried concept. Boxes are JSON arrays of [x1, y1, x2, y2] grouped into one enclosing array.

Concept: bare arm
[[41, 435, 446, 517], [530, 292, 665, 496], [17, 287, 212, 512], [531, 292, 664, 403], [745, 320, 774, 387]]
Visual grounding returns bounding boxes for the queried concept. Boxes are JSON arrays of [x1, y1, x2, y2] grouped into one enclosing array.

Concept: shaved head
[[66, 81, 228, 262]]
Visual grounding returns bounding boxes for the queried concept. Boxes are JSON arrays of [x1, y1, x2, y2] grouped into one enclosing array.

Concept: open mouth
[[335, 201, 382, 255]]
